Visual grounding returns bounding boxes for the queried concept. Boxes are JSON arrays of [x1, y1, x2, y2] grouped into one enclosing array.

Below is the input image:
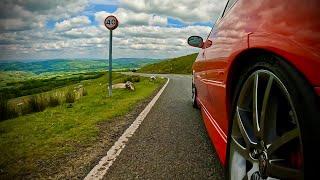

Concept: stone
[[125, 81, 135, 91]]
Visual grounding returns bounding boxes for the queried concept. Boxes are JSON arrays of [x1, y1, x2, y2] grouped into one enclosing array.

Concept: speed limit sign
[[104, 15, 119, 97], [104, 15, 119, 30]]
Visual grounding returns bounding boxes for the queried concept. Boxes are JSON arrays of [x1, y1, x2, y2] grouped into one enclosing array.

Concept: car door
[[193, 48, 209, 106], [204, 0, 240, 134]]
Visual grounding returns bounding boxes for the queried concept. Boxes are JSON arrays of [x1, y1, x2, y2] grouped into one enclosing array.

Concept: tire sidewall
[[226, 55, 320, 179]]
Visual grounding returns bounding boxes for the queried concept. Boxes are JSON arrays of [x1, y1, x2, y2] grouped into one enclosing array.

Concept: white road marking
[[84, 78, 170, 180]]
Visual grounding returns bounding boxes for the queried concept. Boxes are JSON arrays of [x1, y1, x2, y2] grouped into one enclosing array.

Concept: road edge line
[[84, 78, 170, 180]]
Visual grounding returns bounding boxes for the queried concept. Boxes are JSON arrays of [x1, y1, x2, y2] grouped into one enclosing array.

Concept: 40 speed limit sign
[[104, 15, 119, 30], [104, 15, 119, 97]]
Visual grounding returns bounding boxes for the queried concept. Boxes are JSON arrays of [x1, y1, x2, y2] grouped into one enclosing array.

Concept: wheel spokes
[[267, 128, 299, 155], [231, 70, 303, 180], [267, 163, 303, 179], [231, 136, 252, 162], [236, 107, 257, 147], [260, 75, 274, 139], [242, 173, 248, 180], [252, 73, 260, 135]]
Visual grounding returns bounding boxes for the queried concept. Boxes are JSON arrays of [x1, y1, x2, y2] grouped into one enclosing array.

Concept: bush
[[132, 76, 140, 82], [0, 95, 8, 120], [28, 95, 47, 112], [0, 94, 19, 121], [122, 76, 140, 83], [48, 95, 60, 107], [65, 89, 75, 103], [82, 88, 88, 96]]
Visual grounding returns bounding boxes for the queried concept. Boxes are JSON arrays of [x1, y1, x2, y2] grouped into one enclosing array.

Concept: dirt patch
[[21, 85, 163, 179]]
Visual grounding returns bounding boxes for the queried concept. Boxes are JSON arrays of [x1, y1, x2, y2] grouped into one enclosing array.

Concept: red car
[[188, 0, 320, 179]]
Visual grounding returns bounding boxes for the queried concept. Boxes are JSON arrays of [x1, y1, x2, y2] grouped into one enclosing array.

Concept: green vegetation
[[65, 89, 76, 104], [48, 94, 60, 107], [137, 53, 198, 74], [0, 71, 35, 87], [0, 58, 162, 74], [0, 86, 90, 121], [0, 95, 18, 120], [0, 73, 165, 178], [122, 75, 140, 83], [0, 71, 105, 99], [28, 95, 47, 113]]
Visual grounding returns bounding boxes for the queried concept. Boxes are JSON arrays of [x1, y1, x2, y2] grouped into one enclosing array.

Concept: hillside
[[0, 58, 162, 74], [137, 53, 198, 74], [0, 73, 166, 178]]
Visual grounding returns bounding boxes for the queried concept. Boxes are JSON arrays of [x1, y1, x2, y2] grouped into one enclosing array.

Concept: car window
[[222, 0, 238, 17], [207, 0, 229, 39]]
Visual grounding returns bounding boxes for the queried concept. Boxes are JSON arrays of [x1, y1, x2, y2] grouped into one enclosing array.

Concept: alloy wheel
[[229, 69, 303, 180]]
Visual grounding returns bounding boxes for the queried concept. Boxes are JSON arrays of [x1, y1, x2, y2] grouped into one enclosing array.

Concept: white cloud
[[95, 8, 167, 27], [0, 0, 228, 60], [91, 0, 119, 6], [0, 0, 89, 31], [55, 16, 91, 31], [0, 23, 210, 60], [63, 26, 103, 38], [149, 15, 167, 26], [120, 0, 227, 23]]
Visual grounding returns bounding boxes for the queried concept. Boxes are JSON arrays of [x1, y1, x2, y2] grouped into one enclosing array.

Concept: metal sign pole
[[104, 15, 118, 97], [108, 30, 112, 97]]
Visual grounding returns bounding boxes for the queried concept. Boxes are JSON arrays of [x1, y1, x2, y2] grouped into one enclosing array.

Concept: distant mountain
[[0, 58, 163, 74]]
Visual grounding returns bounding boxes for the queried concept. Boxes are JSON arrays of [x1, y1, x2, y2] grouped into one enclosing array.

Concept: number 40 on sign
[[104, 15, 119, 30]]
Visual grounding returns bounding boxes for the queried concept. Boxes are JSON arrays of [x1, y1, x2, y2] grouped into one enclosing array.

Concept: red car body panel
[[316, 87, 320, 96], [193, 0, 320, 166]]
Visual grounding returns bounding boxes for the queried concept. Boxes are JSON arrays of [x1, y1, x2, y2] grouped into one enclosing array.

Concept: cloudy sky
[[0, 0, 227, 61]]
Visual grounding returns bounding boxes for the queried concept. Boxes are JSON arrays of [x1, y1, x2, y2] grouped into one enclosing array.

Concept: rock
[[150, 75, 156, 81], [112, 83, 126, 89], [125, 81, 135, 91], [110, 82, 135, 91]]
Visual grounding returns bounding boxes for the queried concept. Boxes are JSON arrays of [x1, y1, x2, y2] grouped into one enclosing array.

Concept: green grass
[[0, 73, 165, 177], [0, 71, 105, 99], [137, 53, 198, 74]]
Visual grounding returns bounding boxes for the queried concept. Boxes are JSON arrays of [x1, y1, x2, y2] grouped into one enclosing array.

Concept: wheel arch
[[225, 48, 314, 122], [226, 49, 273, 122], [225, 47, 320, 179]]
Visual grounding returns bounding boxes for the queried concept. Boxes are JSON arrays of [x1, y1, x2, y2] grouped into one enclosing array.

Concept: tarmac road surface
[[103, 73, 225, 179]]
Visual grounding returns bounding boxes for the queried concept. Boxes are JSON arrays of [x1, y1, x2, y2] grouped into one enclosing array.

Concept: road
[[104, 73, 224, 179]]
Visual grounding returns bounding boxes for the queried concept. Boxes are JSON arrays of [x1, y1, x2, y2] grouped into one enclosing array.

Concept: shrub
[[0, 95, 18, 121], [48, 94, 60, 107], [65, 89, 75, 103], [0, 94, 8, 120], [132, 76, 140, 82], [122, 76, 140, 83], [82, 88, 88, 96], [28, 95, 47, 112]]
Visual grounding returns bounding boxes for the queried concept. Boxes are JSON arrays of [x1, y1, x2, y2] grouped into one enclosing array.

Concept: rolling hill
[[137, 53, 198, 74], [0, 58, 162, 74]]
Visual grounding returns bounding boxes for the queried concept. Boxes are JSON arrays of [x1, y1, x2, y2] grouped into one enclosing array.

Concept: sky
[[0, 0, 228, 61]]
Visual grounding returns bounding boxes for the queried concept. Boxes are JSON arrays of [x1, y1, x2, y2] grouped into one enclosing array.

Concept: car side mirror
[[188, 36, 204, 48]]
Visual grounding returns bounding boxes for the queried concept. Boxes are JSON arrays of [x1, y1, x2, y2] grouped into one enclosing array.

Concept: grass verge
[[0, 73, 166, 178]]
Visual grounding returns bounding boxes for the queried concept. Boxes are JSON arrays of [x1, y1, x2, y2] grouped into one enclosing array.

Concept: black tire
[[226, 55, 320, 179], [192, 82, 199, 108]]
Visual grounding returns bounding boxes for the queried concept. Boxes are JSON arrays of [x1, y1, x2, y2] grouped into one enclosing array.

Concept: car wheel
[[192, 82, 198, 108], [227, 57, 320, 180]]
